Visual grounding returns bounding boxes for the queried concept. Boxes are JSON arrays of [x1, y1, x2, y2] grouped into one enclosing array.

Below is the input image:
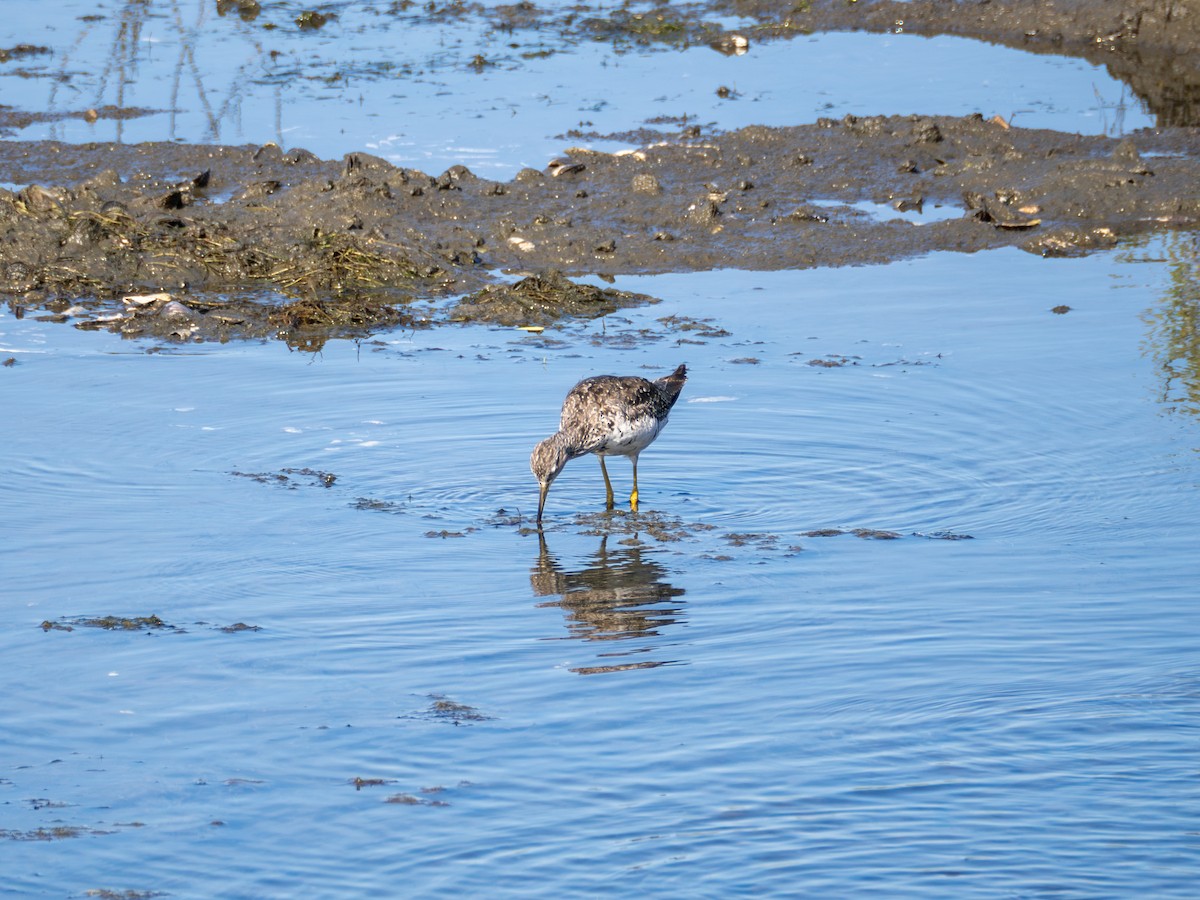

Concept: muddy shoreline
[[2, 0, 1199, 343]]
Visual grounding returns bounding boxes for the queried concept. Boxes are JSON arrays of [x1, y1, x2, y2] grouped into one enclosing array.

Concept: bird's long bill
[[537, 481, 550, 524]]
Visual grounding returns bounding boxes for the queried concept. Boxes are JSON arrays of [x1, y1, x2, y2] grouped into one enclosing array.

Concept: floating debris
[[217, 622, 263, 633], [350, 777, 395, 790], [41, 614, 176, 632], [801, 528, 903, 540], [352, 497, 407, 514], [656, 314, 731, 338], [41, 615, 257, 634], [230, 468, 336, 489], [724, 532, 779, 548], [384, 793, 450, 807], [25, 798, 71, 810], [405, 694, 493, 725], [853, 528, 903, 540], [1, 825, 111, 841], [914, 530, 976, 540], [385, 794, 422, 805]]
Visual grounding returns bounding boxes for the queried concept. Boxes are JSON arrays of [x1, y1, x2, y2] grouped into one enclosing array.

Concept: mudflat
[[1, 0, 1197, 343]]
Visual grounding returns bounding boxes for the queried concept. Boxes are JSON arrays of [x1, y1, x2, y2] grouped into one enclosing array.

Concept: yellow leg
[[630, 456, 640, 511], [599, 456, 615, 509]]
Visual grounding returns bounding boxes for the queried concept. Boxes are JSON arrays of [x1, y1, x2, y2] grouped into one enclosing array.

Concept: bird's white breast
[[596, 413, 667, 457]]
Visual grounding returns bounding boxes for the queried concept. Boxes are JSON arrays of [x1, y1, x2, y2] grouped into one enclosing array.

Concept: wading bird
[[531, 364, 687, 524]]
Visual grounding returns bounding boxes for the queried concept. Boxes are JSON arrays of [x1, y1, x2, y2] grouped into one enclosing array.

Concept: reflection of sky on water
[[0, 0, 1151, 176]]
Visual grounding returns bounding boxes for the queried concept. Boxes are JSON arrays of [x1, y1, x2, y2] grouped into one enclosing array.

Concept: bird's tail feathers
[[657, 363, 687, 405]]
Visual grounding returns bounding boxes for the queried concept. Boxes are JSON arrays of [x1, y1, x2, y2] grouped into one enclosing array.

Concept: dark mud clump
[[451, 269, 657, 326]]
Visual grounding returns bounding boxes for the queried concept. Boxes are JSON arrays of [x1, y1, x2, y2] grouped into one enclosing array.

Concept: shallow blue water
[[3, 0, 1199, 894], [3, 238, 1200, 896]]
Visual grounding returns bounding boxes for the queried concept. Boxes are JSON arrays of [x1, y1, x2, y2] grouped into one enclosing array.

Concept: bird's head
[[530, 433, 571, 524]]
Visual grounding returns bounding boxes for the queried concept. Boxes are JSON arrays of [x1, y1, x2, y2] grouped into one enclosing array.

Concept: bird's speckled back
[[558, 364, 686, 457]]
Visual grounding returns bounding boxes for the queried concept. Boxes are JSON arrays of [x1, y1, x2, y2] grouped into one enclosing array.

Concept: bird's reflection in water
[[532, 532, 687, 674]]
